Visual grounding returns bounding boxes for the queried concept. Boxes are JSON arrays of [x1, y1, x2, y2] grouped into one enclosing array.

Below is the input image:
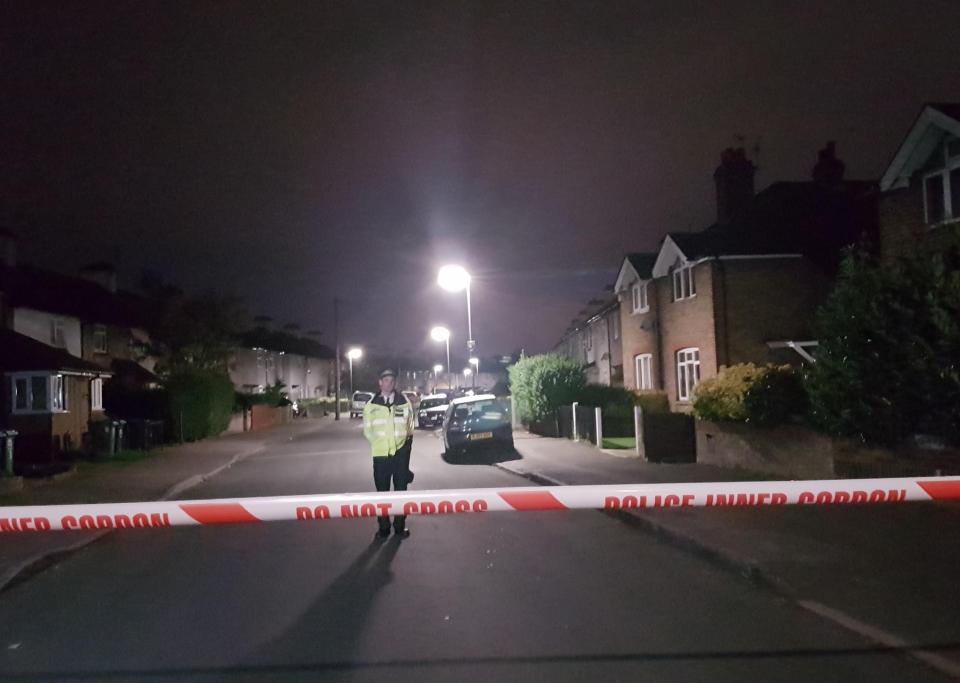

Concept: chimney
[[812, 141, 845, 189], [714, 147, 755, 224], [79, 262, 118, 293], [0, 228, 17, 268]]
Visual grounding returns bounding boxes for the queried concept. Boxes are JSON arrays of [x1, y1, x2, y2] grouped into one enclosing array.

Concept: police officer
[[362, 369, 415, 538]]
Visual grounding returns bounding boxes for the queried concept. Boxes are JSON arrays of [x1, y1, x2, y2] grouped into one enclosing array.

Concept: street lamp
[[346, 347, 362, 398], [430, 325, 451, 390], [437, 265, 475, 353], [463, 367, 472, 390], [432, 364, 443, 393]]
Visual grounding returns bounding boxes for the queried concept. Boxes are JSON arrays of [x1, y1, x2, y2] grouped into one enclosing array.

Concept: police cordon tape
[[1, 476, 959, 533]]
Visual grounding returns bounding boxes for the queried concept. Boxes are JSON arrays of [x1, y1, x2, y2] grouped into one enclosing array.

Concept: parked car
[[350, 391, 374, 418], [442, 394, 513, 455], [417, 393, 449, 428]]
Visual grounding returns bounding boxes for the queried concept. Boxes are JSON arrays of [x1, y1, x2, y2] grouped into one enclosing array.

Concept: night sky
[[3, 1, 960, 365]]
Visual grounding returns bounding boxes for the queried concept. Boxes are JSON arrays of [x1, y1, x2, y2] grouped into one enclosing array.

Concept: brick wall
[[619, 280, 660, 392], [878, 185, 925, 265], [659, 263, 717, 412], [716, 258, 830, 367]]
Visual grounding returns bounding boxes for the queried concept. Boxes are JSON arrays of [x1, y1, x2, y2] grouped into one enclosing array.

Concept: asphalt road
[[0, 419, 946, 682]]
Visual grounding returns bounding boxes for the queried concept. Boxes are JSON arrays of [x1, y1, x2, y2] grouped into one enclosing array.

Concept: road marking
[[798, 600, 960, 679]]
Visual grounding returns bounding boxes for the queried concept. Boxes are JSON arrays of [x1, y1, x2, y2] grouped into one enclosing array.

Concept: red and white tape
[[1, 476, 958, 533]]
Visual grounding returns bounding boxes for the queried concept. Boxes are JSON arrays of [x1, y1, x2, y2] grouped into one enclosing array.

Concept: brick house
[[553, 297, 623, 386], [614, 146, 876, 411], [878, 103, 960, 262], [0, 230, 157, 466]]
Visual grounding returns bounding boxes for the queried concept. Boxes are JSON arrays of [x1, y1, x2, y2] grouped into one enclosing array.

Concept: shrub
[[165, 369, 235, 441], [693, 363, 805, 426], [508, 355, 585, 424]]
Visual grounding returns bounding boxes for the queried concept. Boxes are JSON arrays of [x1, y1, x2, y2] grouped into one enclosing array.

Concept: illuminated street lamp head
[[346, 347, 362, 360], [437, 265, 471, 293], [430, 325, 450, 342], [433, 364, 443, 373], [469, 357, 479, 366], [463, 367, 473, 377]]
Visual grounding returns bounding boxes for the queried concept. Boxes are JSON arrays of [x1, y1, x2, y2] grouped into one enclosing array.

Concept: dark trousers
[[373, 439, 412, 531]]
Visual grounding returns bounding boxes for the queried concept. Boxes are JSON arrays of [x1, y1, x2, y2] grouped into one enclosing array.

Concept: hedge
[[508, 354, 585, 424], [165, 370, 235, 441]]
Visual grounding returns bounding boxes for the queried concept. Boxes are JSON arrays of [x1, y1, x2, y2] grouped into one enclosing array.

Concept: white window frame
[[90, 377, 104, 411], [9, 372, 69, 414], [92, 325, 108, 354], [635, 354, 653, 391], [50, 317, 66, 348], [672, 265, 696, 302], [676, 348, 701, 402], [631, 281, 649, 313], [923, 137, 960, 226]]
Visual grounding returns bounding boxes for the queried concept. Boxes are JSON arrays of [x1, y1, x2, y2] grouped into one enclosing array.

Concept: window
[[676, 348, 701, 401], [91, 378, 104, 411], [672, 265, 696, 301], [51, 375, 66, 411], [50, 317, 66, 348], [923, 137, 960, 225], [10, 373, 67, 414], [631, 281, 649, 313], [92, 325, 107, 353], [635, 354, 653, 391]]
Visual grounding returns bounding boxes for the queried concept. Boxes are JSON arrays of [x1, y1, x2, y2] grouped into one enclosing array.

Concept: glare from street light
[[433, 364, 443, 373], [437, 265, 471, 293], [463, 367, 473, 376], [346, 347, 362, 360], [430, 325, 450, 342], [469, 357, 479, 366]]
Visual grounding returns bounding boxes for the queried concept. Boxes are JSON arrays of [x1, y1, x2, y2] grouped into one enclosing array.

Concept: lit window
[[51, 375, 66, 412], [676, 348, 701, 401], [672, 265, 696, 301], [92, 325, 107, 353], [635, 354, 653, 390], [631, 281, 649, 313], [91, 378, 104, 411]]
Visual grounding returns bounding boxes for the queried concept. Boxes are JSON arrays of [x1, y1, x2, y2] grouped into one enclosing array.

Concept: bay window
[[10, 373, 68, 414]]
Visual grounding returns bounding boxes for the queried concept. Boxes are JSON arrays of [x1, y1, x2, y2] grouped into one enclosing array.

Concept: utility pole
[[334, 297, 341, 421]]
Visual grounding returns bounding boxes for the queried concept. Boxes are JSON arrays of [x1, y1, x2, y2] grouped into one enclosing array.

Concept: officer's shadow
[[246, 536, 403, 670]]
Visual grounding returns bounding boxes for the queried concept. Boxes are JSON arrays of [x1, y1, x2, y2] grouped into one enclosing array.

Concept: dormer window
[[672, 264, 696, 301], [923, 137, 960, 226]]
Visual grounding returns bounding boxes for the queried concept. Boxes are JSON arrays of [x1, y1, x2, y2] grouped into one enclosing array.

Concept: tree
[[806, 233, 960, 446]]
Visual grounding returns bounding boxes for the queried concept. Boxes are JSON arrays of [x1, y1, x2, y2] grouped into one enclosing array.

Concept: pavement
[[501, 430, 960, 677], [0, 419, 950, 681], [0, 416, 333, 594]]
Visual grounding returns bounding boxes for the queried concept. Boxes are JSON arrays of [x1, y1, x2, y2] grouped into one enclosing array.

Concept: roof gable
[[880, 103, 960, 191], [652, 235, 689, 278], [613, 252, 656, 292]]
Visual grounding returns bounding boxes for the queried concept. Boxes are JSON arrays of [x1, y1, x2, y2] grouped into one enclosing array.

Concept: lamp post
[[438, 265, 475, 354], [346, 347, 362, 397], [430, 326, 451, 390], [469, 356, 479, 389], [432, 364, 443, 394]]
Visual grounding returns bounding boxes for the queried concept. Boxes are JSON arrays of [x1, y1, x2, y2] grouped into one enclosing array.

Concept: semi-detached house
[[613, 145, 876, 411]]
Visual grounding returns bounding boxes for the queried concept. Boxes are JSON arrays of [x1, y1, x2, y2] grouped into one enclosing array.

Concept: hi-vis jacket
[[362, 392, 415, 457]]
